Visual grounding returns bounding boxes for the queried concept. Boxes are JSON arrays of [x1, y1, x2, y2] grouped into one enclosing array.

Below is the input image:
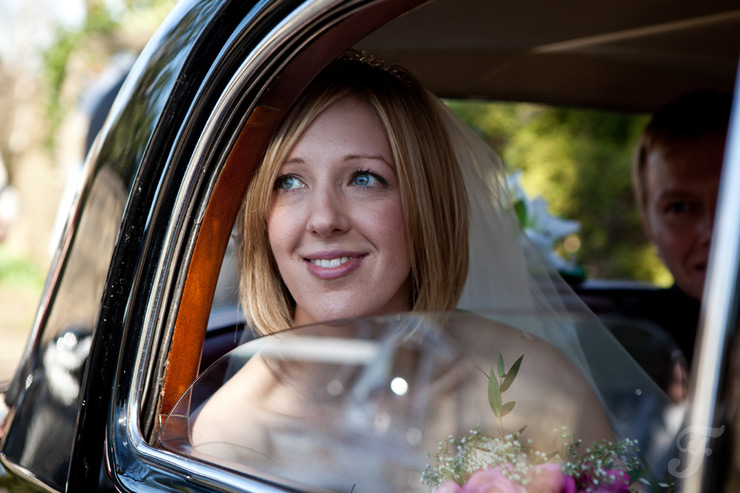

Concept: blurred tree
[[0, 0, 178, 378], [0, 0, 175, 267], [42, 0, 175, 149], [448, 100, 672, 285]]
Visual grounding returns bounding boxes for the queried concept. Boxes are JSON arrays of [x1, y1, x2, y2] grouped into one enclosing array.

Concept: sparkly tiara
[[338, 49, 414, 84]]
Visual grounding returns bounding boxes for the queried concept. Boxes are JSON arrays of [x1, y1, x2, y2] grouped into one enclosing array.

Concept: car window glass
[[160, 310, 682, 492], [1, 165, 126, 489], [202, 223, 246, 372], [211, 226, 239, 310]]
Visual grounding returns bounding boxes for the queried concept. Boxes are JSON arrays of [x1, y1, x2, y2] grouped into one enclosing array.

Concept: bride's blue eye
[[352, 170, 387, 187], [275, 175, 303, 190]]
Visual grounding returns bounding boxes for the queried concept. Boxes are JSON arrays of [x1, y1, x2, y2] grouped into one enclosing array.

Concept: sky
[[0, 0, 85, 71]]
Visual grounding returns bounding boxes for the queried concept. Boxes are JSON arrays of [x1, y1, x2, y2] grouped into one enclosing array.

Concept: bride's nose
[[306, 187, 350, 236]]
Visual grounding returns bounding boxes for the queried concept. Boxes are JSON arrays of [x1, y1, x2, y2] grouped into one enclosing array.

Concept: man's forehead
[[651, 130, 725, 159], [648, 139, 724, 176]]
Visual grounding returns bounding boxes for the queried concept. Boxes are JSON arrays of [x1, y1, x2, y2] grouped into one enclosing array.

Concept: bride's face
[[267, 96, 411, 326]]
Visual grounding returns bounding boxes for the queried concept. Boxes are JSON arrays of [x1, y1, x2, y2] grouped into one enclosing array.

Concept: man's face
[[642, 134, 724, 300]]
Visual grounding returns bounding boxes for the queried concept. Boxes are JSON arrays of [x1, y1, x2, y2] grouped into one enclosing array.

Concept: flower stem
[[498, 375, 505, 439]]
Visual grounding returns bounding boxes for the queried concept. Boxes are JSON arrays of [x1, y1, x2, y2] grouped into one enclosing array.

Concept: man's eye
[[351, 171, 387, 187], [276, 175, 303, 190], [666, 201, 695, 214]]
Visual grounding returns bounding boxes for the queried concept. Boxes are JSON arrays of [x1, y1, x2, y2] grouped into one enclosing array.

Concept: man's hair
[[632, 90, 732, 216], [239, 53, 469, 334]]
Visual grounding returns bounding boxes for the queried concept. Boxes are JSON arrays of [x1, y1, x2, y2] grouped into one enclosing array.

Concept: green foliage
[[41, 0, 175, 149], [0, 245, 44, 291], [488, 369, 502, 416], [486, 354, 523, 439], [448, 100, 668, 284], [43, 5, 119, 148], [499, 354, 522, 392]]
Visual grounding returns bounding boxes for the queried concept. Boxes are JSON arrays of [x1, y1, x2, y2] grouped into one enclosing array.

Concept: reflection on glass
[[160, 311, 683, 492], [1, 165, 125, 489], [391, 377, 409, 396]]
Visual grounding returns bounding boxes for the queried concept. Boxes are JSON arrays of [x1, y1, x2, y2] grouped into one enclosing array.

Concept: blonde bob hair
[[239, 53, 469, 334]]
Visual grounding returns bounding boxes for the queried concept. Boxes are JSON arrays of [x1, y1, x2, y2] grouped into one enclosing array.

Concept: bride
[[160, 52, 679, 491]]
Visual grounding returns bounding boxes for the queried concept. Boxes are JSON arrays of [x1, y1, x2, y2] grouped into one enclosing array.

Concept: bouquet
[[421, 354, 664, 493]]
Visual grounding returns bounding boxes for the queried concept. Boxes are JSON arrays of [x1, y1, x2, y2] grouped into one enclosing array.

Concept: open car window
[[202, 226, 246, 372], [160, 310, 684, 491]]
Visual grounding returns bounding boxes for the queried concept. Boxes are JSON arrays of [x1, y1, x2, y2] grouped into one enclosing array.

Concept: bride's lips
[[304, 251, 366, 280]]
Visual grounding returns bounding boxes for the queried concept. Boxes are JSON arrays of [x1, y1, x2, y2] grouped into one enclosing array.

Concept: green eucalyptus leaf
[[501, 355, 524, 392], [500, 401, 515, 417], [488, 368, 502, 417], [514, 200, 528, 227], [497, 354, 505, 378]]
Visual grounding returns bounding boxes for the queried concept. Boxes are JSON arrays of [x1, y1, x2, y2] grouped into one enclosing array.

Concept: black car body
[[1, 0, 740, 491]]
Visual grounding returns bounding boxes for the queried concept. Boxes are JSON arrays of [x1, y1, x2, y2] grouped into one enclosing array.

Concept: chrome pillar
[[681, 66, 740, 492]]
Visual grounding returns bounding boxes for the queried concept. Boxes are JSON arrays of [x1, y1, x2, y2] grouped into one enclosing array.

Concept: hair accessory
[[339, 49, 412, 84]]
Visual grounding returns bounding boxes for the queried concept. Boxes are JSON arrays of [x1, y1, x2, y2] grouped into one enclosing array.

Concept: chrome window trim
[[682, 64, 740, 491], [110, 0, 381, 490]]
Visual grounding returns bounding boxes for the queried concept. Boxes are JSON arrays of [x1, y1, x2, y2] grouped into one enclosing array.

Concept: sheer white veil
[[434, 96, 681, 472]]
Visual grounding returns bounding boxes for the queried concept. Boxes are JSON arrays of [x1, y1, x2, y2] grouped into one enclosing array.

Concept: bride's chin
[[294, 304, 359, 327], [292, 285, 411, 327], [295, 302, 395, 327]]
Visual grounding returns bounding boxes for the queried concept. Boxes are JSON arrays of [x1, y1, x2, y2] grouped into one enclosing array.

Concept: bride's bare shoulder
[[450, 311, 612, 443], [453, 312, 580, 374], [452, 311, 553, 353]]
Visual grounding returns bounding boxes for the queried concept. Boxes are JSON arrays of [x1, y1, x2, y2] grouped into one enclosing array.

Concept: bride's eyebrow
[[279, 158, 305, 168], [344, 154, 394, 167]]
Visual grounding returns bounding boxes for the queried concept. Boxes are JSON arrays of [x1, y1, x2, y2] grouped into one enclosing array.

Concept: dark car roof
[[359, 0, 740, 111]]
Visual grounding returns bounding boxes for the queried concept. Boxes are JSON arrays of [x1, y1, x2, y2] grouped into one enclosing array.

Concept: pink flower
[[462, 467, 526, 493], [435, 481, 463, 493], [562, 476, 577, 493], [526, 463, 569, 493]]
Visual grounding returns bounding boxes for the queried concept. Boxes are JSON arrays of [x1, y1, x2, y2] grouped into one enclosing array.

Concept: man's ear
[[640, 212, 654, 242], [641, 212, 665, 263]]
